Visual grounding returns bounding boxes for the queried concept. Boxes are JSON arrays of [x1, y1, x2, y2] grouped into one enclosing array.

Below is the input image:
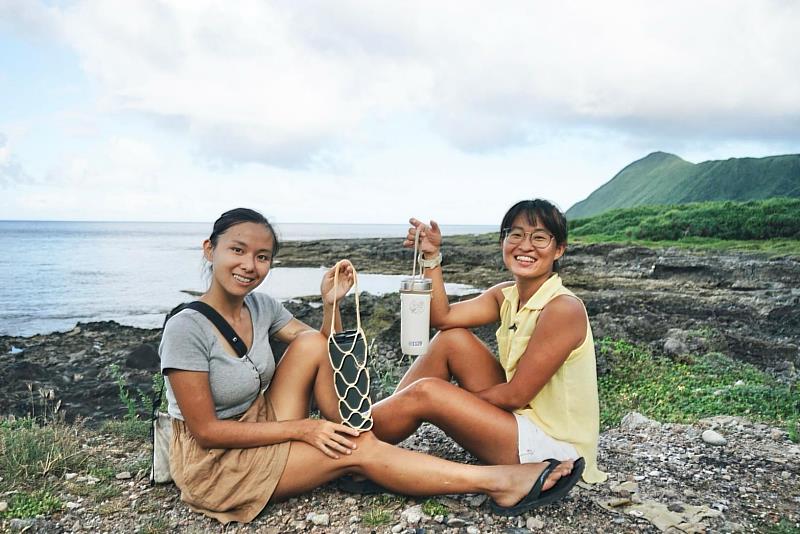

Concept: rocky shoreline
[[1, 240, 798, 532]]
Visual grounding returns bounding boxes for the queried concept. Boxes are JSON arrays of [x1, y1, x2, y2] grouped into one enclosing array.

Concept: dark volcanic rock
[[1, 242, 798, 424], [125, 343, 160, 370]]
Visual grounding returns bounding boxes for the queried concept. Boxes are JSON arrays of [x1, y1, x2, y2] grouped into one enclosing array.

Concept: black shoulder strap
[[165, 301, 249, 357]]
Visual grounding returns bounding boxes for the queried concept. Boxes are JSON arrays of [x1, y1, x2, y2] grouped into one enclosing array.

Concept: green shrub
[[0, 490, 62, 519], [570, 198, 800, 241], [598, 339, 799, 429]]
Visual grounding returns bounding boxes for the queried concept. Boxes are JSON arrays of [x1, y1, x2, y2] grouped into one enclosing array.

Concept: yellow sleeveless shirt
[[496, 274, 607, 483]]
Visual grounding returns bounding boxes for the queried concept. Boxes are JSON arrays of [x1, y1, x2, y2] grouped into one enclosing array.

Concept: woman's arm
[[269, 261, 356, 342], [475, 295, 588, 410], [319, 260, 355, 337], [405, 218, 506, 329], [166, 369, 359, 456]]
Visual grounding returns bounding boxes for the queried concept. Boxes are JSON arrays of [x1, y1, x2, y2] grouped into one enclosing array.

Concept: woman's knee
[[285, 330, 328, 360], [431, 328, 477, 350], [403, 377, 455, 406]]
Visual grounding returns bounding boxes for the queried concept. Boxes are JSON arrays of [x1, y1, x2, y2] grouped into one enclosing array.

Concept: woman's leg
[[395, 328, 506, 393], [267, 330, 341, 422], [373, 328, 517, 463], [372, 377, 520, 464], [271, 431, 574, 508]]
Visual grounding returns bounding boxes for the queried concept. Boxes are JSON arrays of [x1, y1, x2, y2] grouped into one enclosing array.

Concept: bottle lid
[[400, 278, 432, 292]]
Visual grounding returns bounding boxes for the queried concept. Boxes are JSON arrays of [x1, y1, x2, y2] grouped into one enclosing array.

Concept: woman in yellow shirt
[[372, 199, 606, 511]]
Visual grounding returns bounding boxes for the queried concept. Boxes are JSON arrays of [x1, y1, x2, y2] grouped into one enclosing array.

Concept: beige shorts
[[514, 413, 579, 464]]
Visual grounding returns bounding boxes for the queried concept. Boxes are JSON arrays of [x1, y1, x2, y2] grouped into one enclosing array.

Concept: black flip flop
[[489, 457, 585, 516]]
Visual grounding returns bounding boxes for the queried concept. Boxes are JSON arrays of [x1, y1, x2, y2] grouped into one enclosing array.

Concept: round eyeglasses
[[502, 227, 554, 249]]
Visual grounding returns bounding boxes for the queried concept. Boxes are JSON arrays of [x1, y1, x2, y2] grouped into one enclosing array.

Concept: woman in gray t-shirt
[[160, 208, 578, 524]]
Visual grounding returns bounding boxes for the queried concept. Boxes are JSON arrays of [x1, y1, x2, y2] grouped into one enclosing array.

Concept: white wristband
[[418, 252, 442, 269]]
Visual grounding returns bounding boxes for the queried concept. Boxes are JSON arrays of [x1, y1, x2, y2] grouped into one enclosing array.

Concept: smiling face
[[203, 222, 274, 299], [502, 214, 565, 281]]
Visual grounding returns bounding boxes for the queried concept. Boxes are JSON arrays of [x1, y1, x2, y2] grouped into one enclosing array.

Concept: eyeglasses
[[502, 227, 554, 249]]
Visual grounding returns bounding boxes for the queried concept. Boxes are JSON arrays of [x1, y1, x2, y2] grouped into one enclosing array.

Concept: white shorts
[[514, 413, 579, 464]]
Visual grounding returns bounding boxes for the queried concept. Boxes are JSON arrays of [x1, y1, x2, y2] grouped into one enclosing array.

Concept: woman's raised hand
[[295, 419, 360, 459], [321, 259, 355, 306], [404, 218, 442, 257]]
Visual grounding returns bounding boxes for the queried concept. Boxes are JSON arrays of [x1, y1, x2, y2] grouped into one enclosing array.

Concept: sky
[[1, 1, 798, 225]]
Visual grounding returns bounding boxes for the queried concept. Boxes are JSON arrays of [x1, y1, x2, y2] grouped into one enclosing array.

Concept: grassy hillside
[[569, 198, 800, 243], [567, 152, 800, 219]]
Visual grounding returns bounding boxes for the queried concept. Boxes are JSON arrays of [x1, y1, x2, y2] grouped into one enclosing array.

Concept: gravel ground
[[2, 413, 797, 533]]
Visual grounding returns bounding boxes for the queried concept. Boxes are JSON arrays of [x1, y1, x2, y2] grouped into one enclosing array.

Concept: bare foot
[[490, 460, 574, 508]]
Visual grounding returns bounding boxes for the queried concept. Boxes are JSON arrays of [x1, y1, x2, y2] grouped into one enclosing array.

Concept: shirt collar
[[502, 274, 563, 313]]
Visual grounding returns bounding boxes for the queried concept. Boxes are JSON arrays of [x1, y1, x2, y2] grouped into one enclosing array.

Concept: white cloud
[[40, 0, 798, 168], [0, 133, 34, 187]]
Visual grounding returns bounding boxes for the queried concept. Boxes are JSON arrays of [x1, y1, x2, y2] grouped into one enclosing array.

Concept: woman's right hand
[[294, 419, 360, 459], [404, 218, 442, 257]]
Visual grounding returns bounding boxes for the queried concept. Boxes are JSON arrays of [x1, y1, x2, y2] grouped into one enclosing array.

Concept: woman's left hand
[[321, 260, 355, 306]]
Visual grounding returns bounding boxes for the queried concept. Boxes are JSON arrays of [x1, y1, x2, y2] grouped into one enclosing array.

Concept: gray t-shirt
[[159, 293, 293, 420]]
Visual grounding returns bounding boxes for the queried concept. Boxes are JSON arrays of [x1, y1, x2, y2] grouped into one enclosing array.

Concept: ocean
[[0, 221, 493, 337]]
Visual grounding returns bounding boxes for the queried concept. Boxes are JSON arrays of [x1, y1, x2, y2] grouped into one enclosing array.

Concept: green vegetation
[[567, 152, 800, 219], [104, 366, 164, 440], [137, 514, 171, 534], [570, 198, 800, 241], [598, 339, 799, 429], [0, 490, 62, 519], [421, 498, 448, 517], [567, 198, 800, 256], [764, 519, 800, 534], [363, 494, 404, 526], [0, 415, 87, 491]]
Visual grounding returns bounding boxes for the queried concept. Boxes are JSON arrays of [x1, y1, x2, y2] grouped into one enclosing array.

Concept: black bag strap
[[172, 301, 249, 357]]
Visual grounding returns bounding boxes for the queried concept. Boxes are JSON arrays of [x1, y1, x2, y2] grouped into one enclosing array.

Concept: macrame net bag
[[327, 261, 373, 431]]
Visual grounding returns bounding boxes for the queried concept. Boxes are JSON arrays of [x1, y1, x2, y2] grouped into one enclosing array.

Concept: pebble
[[66, 501, 82, 510], [781, 471, 791, 479], [702, 429, 727, 446], [770, 429, 785, 441], [0, 501, 7, 513], [343, 497, 357, 506], [115, 471, 132, 480], [467, 494, 488, 507], [400, 504, 425, 525], [9, 519, 36, 531], [65, 472, 78, 480], [526, 516, 545, 530], [434, 514, 444, 523], [620, 412, 661, 430], [466, 526, 480, 534], [307, 512, 329, 526], [447, 517, 468, 527], [391, 525, 403, 533], [667, 502, 685, 512]]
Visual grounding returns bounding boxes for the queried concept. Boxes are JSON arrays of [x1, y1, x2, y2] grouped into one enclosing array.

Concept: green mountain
[[566, 152, 800, 219]]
